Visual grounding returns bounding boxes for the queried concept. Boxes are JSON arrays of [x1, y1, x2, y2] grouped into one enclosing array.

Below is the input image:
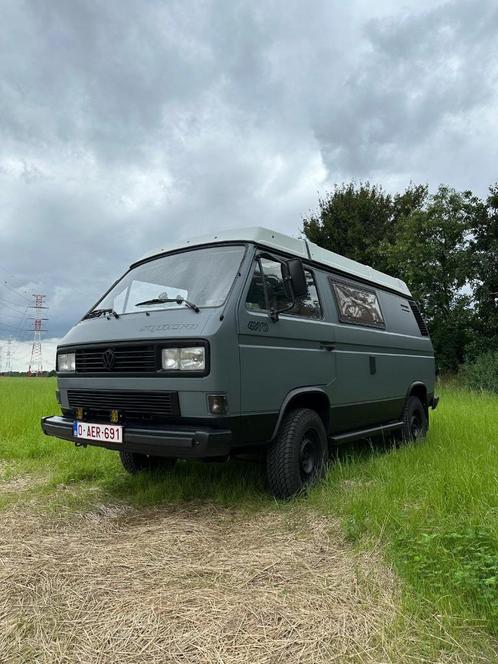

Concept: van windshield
[[91, 245, 245, 316]]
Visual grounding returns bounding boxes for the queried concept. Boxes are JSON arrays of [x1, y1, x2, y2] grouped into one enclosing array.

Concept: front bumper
[[41, 416, 232, 459]]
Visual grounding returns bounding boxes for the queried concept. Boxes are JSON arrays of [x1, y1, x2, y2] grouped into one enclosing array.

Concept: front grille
[[75, 345, 157, 373], [68, 390, 180, 418]]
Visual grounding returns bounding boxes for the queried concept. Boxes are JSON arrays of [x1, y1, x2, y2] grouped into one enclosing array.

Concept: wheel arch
[[406, 381, 428, 407], [271, 387, 330, 440], [405, 381, 430, 421]]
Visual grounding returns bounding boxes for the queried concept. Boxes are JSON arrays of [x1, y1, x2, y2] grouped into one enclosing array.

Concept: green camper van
[[41, 227, 438, 498]]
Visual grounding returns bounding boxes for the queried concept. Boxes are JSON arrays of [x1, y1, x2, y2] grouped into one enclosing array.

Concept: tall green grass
[[310, 383, 498, 636], [1, 377, 497, 644]]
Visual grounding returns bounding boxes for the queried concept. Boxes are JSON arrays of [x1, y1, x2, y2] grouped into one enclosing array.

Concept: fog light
[[208, 394, 228, 415]]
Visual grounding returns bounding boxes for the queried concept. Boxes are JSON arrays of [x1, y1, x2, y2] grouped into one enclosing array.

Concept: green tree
[[382, 186, 478, 372], [302, 182, 427, 273], [467, 185, 498, 359]]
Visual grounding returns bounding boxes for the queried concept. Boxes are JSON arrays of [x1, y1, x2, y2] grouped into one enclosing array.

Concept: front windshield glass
[[93, 245, 245, 315]]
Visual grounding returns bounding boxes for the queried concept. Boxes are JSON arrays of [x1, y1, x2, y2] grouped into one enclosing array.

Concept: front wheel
[[266, 408, 328, 499], [119, 451, 177, 474]]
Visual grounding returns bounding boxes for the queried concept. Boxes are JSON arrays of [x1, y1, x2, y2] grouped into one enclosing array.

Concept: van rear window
[[329, 277, 385, 328]]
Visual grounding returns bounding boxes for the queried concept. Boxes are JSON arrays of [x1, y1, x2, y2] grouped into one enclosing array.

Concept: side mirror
[[283, 258, 307, 299]]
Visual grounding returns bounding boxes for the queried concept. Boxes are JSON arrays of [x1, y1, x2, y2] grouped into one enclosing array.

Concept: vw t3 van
[[41, 227, 438, 498]]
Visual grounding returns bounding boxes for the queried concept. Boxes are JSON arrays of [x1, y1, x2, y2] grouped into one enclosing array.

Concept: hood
[[58, 307, 218, 347]]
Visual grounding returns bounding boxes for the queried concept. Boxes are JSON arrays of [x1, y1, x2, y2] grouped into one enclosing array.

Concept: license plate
[[73, 421, 123, 443]]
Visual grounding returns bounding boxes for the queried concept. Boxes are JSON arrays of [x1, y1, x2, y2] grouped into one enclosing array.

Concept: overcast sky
[[1, 0, 497, 370]]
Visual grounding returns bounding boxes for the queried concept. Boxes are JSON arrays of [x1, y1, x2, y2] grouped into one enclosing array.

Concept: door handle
[[320, 343, 336, 351], [369, 356, 376, 374]]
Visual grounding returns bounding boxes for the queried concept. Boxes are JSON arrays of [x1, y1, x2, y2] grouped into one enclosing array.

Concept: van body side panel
[[328, 287, 435, 433], [237, 255, 435, 440]]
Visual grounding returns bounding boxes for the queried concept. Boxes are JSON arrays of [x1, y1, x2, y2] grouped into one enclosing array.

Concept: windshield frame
[[82, 242, 248, 320]]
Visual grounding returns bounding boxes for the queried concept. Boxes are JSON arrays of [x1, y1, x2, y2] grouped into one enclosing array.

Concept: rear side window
[[246, 258, 321, 319], [329, 277, 385, 328]]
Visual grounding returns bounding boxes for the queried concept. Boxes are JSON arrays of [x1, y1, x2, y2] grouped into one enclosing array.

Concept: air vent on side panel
[[408, 300, 429, 336]]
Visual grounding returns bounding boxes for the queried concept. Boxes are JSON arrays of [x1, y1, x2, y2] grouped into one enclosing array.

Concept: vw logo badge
[[103, 348, 115, 370]]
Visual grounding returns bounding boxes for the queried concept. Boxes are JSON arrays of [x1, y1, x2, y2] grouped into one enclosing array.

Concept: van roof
[[136, 226, 411, 296]]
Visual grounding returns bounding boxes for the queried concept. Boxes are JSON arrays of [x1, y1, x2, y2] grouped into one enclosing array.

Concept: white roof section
[[138, 226, 411, 296], [139, 227, 309, 262], [306, 240, 411, 296]]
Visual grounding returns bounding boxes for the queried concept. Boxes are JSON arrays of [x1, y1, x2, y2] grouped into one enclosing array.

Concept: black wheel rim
[[299, 429, 320, 482], [410, 412, 422, 438]]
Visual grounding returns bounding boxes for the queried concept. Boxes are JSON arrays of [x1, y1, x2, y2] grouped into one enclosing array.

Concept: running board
[[330, 421, 403, 444]]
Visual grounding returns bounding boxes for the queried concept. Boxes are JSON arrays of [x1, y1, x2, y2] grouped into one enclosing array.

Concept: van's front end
[[41, 243, 249, 465]]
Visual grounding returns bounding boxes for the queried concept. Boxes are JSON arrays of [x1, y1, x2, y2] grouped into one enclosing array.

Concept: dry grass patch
[[0, 504, 398, 663], [0, 474, 45, 493], [0, 461, 46, 494]]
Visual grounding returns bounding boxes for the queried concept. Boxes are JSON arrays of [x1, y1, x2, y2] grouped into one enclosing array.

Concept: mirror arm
[[270, 298, 295, 322], [270, 276, 296, 322]]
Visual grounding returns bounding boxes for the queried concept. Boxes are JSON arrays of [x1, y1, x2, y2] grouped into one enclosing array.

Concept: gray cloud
[[1, 0, 497, 368], [314, 0, 498, 178]]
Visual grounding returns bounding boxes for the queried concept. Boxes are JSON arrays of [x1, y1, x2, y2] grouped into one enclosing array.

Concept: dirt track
[[0, 502, 398, 663]]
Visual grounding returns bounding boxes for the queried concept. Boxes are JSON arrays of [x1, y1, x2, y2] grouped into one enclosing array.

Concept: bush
[[461, 351, 498, 393]]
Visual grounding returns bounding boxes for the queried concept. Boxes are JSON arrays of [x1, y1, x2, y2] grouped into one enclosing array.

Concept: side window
[[246, 258, 321, 319], [294, 270, 321, 319], [330, 277, 385, 328]]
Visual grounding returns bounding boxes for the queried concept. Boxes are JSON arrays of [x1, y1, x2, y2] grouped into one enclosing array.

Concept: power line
[[14, 306, 29, 338], [0, 301, 30, 340], [0, 297, 27, 315], [0, 281, 32, 304], [0, 311, 26, 321], [0, 321, 22, 332]]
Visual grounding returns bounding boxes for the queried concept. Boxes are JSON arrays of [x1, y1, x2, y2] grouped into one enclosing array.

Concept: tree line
[[302, 182, 498, 373]]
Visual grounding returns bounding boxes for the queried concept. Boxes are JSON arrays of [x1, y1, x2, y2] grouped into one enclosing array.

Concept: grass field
[[0, 377, 497, 662]]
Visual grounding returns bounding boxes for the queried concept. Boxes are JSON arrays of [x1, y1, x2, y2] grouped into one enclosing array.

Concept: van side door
[[237, 254, 335, 440]]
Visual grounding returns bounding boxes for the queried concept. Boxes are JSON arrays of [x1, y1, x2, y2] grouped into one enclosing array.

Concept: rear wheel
[[266, 408, 328, 499], [401, 396, 428, 442], [119, 451, 177, 474]]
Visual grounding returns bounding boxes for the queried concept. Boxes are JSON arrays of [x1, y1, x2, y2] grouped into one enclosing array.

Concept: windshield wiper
[[134, 297, 200, 313], [83, 308, 120, 320]]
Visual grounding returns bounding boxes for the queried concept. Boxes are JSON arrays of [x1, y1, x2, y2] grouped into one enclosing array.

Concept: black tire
[[266, 408, 328, 499], [401, 396, 428, 442], [119, 451, 177, 475]]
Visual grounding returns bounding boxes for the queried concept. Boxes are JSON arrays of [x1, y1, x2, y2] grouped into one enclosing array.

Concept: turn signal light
[[208, 394, 228, 415]]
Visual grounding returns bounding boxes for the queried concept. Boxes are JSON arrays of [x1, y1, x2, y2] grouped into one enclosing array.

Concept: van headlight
[[162, 347, 205, 371], [57, 352, 76, 372]]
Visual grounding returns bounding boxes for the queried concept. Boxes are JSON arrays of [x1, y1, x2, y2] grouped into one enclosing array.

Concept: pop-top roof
[[136, 226, 411, 296]]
